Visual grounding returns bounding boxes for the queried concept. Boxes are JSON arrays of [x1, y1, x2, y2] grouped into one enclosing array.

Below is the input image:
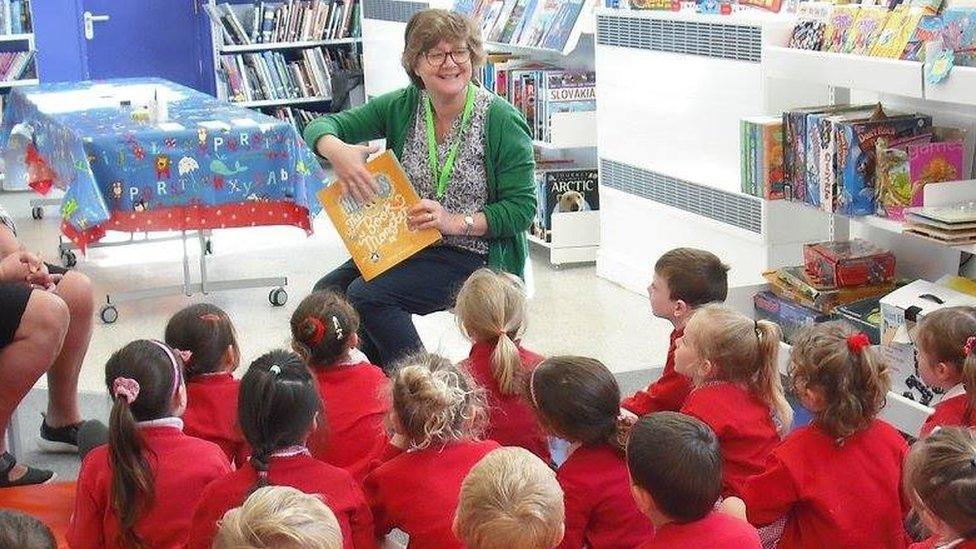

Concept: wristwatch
[[463, 214, 475, 236]]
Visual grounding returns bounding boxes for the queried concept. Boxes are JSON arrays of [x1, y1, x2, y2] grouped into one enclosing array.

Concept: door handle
[[83, 11, 110, 40]]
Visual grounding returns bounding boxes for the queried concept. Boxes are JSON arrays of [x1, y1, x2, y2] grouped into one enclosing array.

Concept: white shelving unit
[[485, 0, 596, 57], [219, 37, 362, 53], [0, 24, 38, 192], [234, 95, 331, 108]]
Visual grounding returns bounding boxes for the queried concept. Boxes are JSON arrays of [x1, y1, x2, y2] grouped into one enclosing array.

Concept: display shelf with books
[[0, 0, 37, 193], [764, 46, 924, 99], [456, 0, 597, 57], [205, 0, 365, 134]]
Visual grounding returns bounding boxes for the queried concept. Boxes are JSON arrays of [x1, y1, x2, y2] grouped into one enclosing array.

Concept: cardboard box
[[835, 296, 883, 344], [803, 239, 896, 288]]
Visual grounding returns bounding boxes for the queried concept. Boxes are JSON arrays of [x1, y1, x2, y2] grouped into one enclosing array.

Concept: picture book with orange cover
[[318, 151, 442, 281]]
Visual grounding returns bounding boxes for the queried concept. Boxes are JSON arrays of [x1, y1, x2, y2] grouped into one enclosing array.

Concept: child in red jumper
[[165, 303, 248, 467], [455, 268, 549, 462], [186, 350, 375, 549], [68, 340, 231, 549], [529, 356, 655, 549], [291, 291, 389, 482], [673, 304, 791, 498], [621, 248, 729, 416], [905, 426, 976, 549], [364, 353, 499, 549], [913, 307, 976, 437], [627, 412, 760, 548], [733, 321, 910, 548]]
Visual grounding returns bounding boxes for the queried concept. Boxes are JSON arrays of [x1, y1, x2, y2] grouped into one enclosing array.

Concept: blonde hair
[[402, 9, 486, 89], [905, 427, 976, 540], [916, 306, 976, 420], [685, 304, 792, 435], [455, 447, 565, 549], [790, 321, 890, 440], [214, 486, 343, 549], [391, 352, 487, 449], [456, 268, 528, 395]]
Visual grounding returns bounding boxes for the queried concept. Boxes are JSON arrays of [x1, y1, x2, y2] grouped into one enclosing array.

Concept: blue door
[[80, 0, 212, 91]]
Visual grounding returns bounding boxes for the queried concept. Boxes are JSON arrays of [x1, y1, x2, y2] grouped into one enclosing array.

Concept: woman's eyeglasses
[[424, 48, 471, 67]]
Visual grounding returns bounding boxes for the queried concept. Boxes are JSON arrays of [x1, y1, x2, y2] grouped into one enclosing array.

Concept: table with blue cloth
[[0, 77, 328, 248], [0, 78, 330, 318]]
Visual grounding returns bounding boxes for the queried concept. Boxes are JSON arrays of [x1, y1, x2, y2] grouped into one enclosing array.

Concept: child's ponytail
[[963, 341, 976, 424], [755, 319, 793, 435], [104, 340, 184, 549], [290, 291, 360, 368], [238, 350, 321, 495], [455, 268, 528, 396]]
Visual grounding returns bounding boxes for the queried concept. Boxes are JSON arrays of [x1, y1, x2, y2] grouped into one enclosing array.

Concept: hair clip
[[971, 457, 976, 469], [199, 313, 221, 322], [308, 317, 327, 347], [112, 377, 140, 404], [269, 365, 282, 376], [175, 348, 192, 364], [847, 332, 871, 353], [754, 319, 761, 340], [332, 315, 344, 340], [528, 368, 539, 408], [964, 336, 976, 356]]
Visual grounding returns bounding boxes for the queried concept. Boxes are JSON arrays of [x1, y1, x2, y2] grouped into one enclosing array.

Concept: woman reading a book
[[304, 8, 535, 368]]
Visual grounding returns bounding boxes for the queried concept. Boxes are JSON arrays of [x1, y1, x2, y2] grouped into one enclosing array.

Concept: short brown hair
[[0, 511, 55, 549], [904, 427, 976, 539], [915, 306, 976, 416], [627, 412, 722, 523], [402, 9, 486, 89], [655, 248, 729, 306], [455, 447, 565, 549], [790, 321, 890, 440]]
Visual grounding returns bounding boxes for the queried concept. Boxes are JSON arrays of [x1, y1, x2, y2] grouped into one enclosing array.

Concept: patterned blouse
[[400, 85, 493, 256]]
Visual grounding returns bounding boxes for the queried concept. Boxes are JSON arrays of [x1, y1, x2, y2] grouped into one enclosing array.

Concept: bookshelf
[[0, 0, 39, 192], [205, 0, 365, 134]]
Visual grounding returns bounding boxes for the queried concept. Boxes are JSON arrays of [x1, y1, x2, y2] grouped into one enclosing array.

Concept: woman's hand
[[408, 199, 454, 234], [317, 135, 380, 204]]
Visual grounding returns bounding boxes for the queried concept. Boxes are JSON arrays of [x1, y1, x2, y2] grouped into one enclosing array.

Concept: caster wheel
[[31, 206, 43, 220], [269, 287, 288, 307], [204, 239, 214, 255], [61, 250, 77, 268], [100, 304, 119, 324]]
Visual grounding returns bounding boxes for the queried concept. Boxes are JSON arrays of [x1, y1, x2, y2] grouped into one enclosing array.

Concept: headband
[[149, 340, 184, 398]]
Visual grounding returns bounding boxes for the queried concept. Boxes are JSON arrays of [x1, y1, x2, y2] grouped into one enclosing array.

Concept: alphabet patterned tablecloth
[[0, 78, 329, 249]]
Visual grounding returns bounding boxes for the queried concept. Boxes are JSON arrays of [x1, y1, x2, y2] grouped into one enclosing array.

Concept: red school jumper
[[680, 382, 781, 497], [911, 537, 976, 549], [364, 439, 500, 549], [183, 372, 249, 467], [638, 512, 761, 549], [464, 341, 550, 462], [67, 421, 231, 549], [621, 327, 691, 415], [919, 385, 974, 437], [740, 420, 910, 549], [308, 350, 390, 482], [556, 444, 655, 549], [186, 450, 375, 549]]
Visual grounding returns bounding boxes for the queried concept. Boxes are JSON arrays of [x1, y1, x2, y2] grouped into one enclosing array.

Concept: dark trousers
[[314, 246, 486, 369]]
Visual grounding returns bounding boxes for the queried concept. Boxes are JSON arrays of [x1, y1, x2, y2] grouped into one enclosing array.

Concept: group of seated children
[[5, 247, 976, 548]]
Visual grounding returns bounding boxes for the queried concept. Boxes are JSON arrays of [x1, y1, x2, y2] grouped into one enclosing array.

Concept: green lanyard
[[424, 83, 476, 199]]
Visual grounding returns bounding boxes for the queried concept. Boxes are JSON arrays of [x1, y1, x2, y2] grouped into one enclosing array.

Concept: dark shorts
[[0, 263, 67, 348]]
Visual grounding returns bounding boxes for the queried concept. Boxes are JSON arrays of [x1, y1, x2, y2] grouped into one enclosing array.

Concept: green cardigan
[[303, 85, 536, 279]]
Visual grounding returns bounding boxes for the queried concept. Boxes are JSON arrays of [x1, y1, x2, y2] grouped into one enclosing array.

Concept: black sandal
[[0, 452, 54, 488]]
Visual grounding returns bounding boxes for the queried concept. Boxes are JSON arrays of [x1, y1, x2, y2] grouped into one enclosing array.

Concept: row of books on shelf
[[269, 106, 320, 132], [482, 61, 595, 142], [789, 0, 975, 63], [0, 0, 29, 35], [740, 102, 971, 223], [531, 167, 599, 242], [205, 0, 359, 47], [218, 48, 346, 103], [454, 0, 587, 52], [0, 50, 32, 82]]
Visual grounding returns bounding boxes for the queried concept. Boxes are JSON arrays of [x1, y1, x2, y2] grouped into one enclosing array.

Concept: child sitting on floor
[[455, 268, 549, 462], [912, 307, 976, 436], [68, 340, 231, 548], [214, 485, 344, 549], [291, 290, 390, 482], [0, 509, 56, 549], [165, 303, 248, 467], [454, 446, 565, 549], [905, 426, 976, 549]]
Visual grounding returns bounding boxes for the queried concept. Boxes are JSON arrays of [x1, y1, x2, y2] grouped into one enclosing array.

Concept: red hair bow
[[964, 336, 976, 356], [308, 317, 327, 347], [847, 332, 871, 353]]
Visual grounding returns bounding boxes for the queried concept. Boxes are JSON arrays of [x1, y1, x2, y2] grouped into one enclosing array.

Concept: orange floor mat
[[0, 481, 75, 548]]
